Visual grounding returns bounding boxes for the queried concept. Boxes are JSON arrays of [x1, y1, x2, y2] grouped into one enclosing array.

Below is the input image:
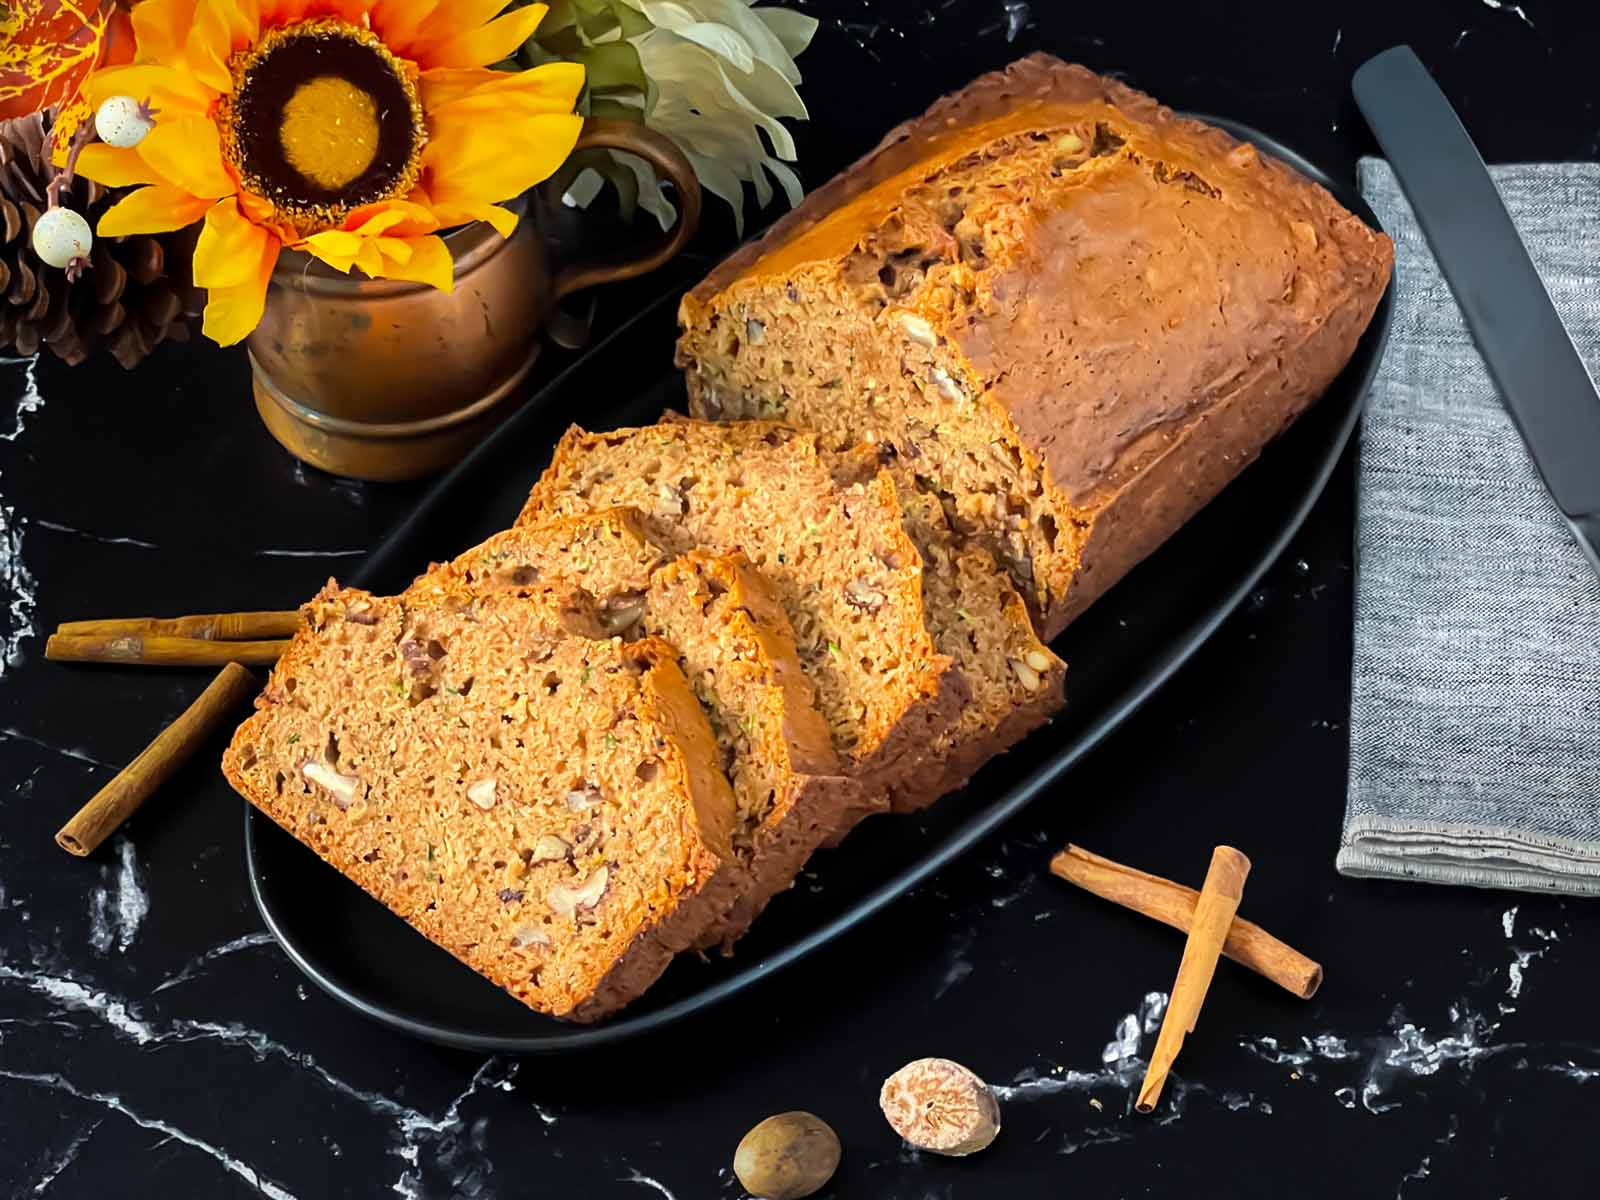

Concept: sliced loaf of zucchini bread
[[677, 55, 1394, 637], [435, 508, 863, 947], [518, 420, 967, 816], [222, 579, 744, 1022]]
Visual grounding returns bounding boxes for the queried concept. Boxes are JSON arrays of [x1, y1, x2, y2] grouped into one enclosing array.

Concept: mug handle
[[550, 117, 703, 303]]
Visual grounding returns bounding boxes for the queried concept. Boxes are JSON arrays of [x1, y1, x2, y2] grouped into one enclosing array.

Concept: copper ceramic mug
[[247, 119, 703, 482]]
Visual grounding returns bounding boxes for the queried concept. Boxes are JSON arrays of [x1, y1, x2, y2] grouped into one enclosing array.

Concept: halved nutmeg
[[302, 761, 361, 809], [547, 866, 609, 918], [880, 1058, 1001, 1156], [466, 778, 497, 810]]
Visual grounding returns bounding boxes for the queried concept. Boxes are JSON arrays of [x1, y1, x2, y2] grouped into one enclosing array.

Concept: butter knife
[[1353, 45, 1600, 580]]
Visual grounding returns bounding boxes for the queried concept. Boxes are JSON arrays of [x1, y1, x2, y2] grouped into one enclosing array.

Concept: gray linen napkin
[[1340, 159, 1600, 894]]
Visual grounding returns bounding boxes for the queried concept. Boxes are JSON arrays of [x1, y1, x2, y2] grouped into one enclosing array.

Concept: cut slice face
[[518, 420, 967, 818], [222, 579, 743, 1022], [436, 508, 864, 947]]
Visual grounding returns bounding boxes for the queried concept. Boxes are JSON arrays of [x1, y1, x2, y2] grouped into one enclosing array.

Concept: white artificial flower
[[566, 1, 817, 234]]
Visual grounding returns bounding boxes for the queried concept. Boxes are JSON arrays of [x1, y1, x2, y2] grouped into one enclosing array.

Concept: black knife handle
[[1353, 46, 1600, 521]]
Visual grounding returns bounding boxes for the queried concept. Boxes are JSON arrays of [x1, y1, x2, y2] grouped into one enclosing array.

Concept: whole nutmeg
[[733, 1111, 840, 1200], [879, 1058, 1001, 1156]]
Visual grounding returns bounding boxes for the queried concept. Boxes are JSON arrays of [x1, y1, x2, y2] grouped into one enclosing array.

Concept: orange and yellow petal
[[422, 198, 519, 238], [209, 0, 263, 54], [419, 4, 549, 70], [342, 198, 442, 238], [368, 0, 441, 57], [138, 116, 235, 200], [194, 197, 274, 289], [187, 0, 260, 93], [202, 235, 280, 345], [76, 145, 162, 189], [298, 229, 365, 272], [424, 110, 581, 206], [131, 0, 202, 66], [374, 234, 454, 291], [419, 61, 584, 113], [97, 184, 215, 236], [83, 64, 215, 116], [404, 0, 514, 56]]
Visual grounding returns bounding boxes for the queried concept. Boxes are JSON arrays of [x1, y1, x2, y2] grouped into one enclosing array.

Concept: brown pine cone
[[0, 109, 203, 369]]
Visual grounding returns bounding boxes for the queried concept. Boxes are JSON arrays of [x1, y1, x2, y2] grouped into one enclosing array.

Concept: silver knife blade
[[1353, 45, 1600, 579]]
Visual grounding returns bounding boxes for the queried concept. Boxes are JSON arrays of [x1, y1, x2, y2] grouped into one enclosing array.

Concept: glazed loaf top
[[681, 53, 1393, 509]]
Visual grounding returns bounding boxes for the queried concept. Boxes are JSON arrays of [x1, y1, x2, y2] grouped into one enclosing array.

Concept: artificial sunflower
[[72, 0, 585, 345]]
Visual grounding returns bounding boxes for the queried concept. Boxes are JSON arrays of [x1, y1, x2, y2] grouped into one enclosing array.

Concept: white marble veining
[[0, 1070, 300, 1199], [255, 547, 368, 559], [1001, 1, 1032, 42], [151, 932, 277, 994], [992, 991, 1170, 1110], [621, 1168, 679, 1198], [27, 1119, 100, 1195], [1480, 0, 1536, 30], [0, 727, 116, 771], [0, 954, 558, 1199], [88, 838, 148, 955], [32, 519, 160, 550], [0, 357, 41, 678]]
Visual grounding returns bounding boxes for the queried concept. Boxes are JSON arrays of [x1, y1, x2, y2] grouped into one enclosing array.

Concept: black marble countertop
[[3, 2, 1598, 1197]]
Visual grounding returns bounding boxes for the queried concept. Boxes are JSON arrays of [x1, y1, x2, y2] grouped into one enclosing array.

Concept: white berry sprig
[[32, 96, 157, 281]]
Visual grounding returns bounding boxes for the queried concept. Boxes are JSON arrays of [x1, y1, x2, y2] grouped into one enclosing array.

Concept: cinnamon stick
[[57, 611, 301, 641], [1050, 844, 1322, 999], [56, 662, 260, 856], [1136, 846, 1251, 1113], [45, 633, 288, 667]]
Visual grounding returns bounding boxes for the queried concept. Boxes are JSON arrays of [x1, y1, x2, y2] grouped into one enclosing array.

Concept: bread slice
[[871, 460, 1065, 808], [435, 508, 863, 947], [518, 420, 966, 818], [221, 579, 744, 1022]]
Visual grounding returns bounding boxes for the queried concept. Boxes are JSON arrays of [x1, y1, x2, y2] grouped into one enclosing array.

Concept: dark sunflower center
[[221, 20, 426, 235]]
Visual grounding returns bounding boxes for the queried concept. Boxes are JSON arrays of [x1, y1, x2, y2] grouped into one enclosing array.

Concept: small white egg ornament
[[31, 207, 93, 269], [94, 95, 155, 148]]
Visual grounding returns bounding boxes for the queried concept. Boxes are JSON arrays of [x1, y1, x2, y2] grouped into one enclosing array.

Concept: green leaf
[[541, 0, 580, 34], [571, 0, 621, 41], [587, 97, 644, 123], [568, 41, 648, 94]]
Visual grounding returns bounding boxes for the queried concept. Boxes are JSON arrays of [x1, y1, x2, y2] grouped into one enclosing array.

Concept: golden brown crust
[[679, 54, 1394, 634]]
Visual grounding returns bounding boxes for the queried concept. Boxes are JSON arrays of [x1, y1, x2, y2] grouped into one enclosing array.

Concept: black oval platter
[[246, 116, 1395, 1053]]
